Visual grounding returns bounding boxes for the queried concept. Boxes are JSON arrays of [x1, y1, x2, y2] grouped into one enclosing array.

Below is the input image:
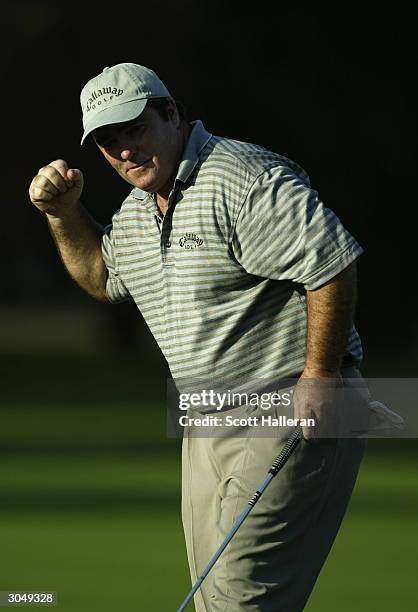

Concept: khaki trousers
[[181, 370, 368, 611]]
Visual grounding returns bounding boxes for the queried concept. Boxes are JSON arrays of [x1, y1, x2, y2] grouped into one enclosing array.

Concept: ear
[[167, 98, 180, 126]]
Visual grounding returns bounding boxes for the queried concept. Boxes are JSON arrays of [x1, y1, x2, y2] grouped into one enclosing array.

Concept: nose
[[120, 148, 135, 161]]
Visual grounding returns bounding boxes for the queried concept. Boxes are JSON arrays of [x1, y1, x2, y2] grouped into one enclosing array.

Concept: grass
[[306, 450, 418, 611], [1, 512, 190, 611], [307, 513, 418, 611], [2, 509, 417, 611], [1, 349, 417, 611], [0, 443, 417, 611]]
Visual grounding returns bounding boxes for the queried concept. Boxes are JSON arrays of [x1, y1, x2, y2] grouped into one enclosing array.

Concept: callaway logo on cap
[[80, 63, 171, 144]]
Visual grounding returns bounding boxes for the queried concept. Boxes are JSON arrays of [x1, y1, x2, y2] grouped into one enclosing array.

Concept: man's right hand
[[29, 159, 84, 217], [28, 159, 108, 301]]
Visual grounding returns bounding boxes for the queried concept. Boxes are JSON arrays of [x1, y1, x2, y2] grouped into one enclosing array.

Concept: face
[[93, 101, 185, 196]]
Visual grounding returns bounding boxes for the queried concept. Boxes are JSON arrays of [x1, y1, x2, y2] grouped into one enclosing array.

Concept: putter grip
[[269, 426, 303, 476]]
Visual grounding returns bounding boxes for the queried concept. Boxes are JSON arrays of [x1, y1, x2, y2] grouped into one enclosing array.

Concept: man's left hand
[[293, 369, 344, 440]]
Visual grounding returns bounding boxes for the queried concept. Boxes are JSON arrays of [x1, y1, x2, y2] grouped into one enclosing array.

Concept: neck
[[156, 193, 168, 216], [155, 121, 192, 216]]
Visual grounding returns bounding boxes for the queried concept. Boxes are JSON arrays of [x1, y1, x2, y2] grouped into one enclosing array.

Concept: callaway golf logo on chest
[[179, 233, 204, 250]]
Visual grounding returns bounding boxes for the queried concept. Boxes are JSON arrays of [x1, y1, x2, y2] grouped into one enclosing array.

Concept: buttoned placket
[[154, 185, 181, 265], [152, 186, 181, 355]]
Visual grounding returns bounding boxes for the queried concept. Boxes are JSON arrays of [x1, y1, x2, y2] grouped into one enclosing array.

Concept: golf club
[[177, 426, 304, 611]]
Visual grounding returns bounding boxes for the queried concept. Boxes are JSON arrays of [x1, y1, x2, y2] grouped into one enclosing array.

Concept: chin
[[132, 170, 158, 192], [134, 179, 154, 191]]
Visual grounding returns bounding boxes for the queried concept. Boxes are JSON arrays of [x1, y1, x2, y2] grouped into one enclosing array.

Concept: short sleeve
[[231, 166, 363, 290], [101, 222, 131, 303]]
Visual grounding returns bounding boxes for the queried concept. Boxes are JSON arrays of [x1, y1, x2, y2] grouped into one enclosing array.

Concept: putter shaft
[[177, 427, 303, 611]]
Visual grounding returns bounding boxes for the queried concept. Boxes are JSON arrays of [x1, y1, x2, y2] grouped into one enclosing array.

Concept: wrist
[[302, 365, 341, 378], [45, 200, 81, 224]]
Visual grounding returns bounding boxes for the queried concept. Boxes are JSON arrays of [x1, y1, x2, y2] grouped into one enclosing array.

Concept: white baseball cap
[[80, 63, 171, 144]]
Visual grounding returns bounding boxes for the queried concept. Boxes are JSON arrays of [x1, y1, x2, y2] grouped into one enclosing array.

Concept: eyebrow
[[93, 131, 114, 145], [125, 117, 146, 129], [94, 117, 146, 143]]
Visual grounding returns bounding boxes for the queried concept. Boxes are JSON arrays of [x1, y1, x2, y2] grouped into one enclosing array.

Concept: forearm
[[46, 201, 108, 301], [304, 262, 357, 376]]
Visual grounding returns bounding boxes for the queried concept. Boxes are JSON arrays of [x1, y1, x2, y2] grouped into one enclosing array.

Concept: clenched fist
[[29, 159, 84, 217]]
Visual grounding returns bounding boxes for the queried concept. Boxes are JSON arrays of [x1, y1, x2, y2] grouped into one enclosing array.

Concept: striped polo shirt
[[101, 120, 363, 384]]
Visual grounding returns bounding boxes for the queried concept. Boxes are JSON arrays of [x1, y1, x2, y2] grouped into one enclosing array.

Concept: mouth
[[127, 159, 151, 172]]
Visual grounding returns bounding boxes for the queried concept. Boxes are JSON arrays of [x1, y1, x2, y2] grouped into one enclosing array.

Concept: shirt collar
[[131, 120, 212, 200], [175, 120, 212, 184]]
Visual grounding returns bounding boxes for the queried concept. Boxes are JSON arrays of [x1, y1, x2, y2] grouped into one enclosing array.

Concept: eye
[[125, 123, 146, 137], [96, 135, 116, 149]]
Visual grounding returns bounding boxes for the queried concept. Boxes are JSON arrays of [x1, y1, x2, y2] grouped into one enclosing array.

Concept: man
[[29, 63, 368, 611]]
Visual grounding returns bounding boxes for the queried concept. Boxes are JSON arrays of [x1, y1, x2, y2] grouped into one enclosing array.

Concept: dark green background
[[1, 2, 417, 610]]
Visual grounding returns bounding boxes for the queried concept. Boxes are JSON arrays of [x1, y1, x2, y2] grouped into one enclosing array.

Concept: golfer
[[29, 63, 368, 611]]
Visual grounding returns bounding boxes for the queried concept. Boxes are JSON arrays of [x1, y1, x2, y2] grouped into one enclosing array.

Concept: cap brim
[[80, 98, 148, 145]]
